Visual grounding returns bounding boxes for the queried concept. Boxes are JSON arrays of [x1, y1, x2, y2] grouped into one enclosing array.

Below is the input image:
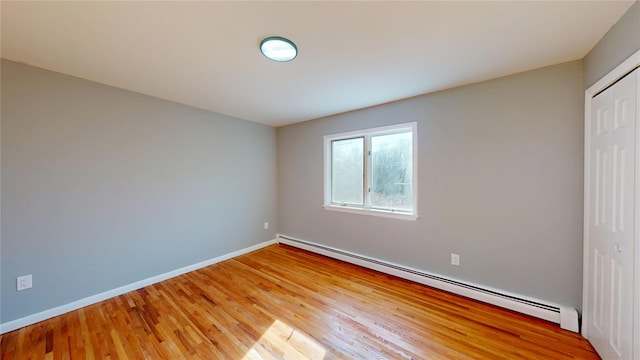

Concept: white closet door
[[587, 85, 612, 356], [607, 69, 636, 360], [586, 68, 637, 360]]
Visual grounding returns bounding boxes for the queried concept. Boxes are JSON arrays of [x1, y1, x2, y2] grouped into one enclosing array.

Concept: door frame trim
[[582, 49, 640, 358]]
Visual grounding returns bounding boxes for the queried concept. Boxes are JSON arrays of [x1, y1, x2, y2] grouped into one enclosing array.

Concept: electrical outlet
[[264, 222, 269, 230], [451, 253, 460, 266], [17, 274, 32, 291]]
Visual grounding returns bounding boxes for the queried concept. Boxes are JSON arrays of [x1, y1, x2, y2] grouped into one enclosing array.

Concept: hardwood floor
[[1, 244, 599, 359]]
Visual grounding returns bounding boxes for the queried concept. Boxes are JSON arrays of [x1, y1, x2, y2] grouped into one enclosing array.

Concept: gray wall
[[278, 61, 585, 309], [6, 0, 637, 324], [1, 60, 278, 323], [584, 1, 640, 88]]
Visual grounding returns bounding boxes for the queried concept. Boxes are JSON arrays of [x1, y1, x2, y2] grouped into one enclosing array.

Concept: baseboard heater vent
[[277, 234, 579, 333]]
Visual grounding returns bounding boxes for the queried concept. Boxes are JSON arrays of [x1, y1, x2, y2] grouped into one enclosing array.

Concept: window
[[323, 122, 417, 220]]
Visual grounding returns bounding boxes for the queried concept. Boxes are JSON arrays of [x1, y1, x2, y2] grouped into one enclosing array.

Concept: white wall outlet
[[17, 274, 33, 291], [264, 222, 269, 230], [451, 253, 460, 266]]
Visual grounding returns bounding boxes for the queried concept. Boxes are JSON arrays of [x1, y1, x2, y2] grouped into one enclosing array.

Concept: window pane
[[371, 132, 412, 211], [331, 137, 364, 206]]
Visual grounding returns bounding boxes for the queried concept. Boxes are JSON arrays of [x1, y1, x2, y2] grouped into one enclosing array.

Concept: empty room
[[1, 1, 639, 359]]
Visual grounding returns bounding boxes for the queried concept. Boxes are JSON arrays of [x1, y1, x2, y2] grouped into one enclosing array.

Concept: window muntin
[[324, 122, 417, 220]]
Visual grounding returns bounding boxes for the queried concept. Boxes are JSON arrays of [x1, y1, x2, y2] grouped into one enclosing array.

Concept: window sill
[[322, 204, 418, 221]]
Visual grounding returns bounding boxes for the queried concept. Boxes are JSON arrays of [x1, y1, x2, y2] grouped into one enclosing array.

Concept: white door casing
[[636, 61, 640, 360], [583, 49, 639, 360]]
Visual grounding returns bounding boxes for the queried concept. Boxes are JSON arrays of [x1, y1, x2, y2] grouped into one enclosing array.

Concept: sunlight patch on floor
[[243, 319, 327, 360]]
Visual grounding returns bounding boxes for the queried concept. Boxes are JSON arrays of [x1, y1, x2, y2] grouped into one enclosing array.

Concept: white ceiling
[[1, 1, 635, 127]]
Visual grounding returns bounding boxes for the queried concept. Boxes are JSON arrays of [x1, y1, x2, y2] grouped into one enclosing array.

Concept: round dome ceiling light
[[260, 36, 298, 62]]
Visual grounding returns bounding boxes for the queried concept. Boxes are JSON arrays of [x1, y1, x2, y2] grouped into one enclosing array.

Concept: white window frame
[[323, 122, 418, 220]]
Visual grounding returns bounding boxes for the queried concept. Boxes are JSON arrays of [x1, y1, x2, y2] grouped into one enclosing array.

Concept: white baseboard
[[277, 234, 580, 333], [0, 239, 277, 334]]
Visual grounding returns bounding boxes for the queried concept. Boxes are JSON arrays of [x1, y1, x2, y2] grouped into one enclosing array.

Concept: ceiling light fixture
[[260, 36, 297, 62]]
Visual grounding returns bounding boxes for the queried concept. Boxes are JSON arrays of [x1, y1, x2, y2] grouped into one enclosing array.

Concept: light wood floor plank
[[1, 244, 599, 359]]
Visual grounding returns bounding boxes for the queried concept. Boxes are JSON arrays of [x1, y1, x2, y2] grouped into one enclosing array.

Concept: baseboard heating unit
[[277, 234, 579, 333]]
